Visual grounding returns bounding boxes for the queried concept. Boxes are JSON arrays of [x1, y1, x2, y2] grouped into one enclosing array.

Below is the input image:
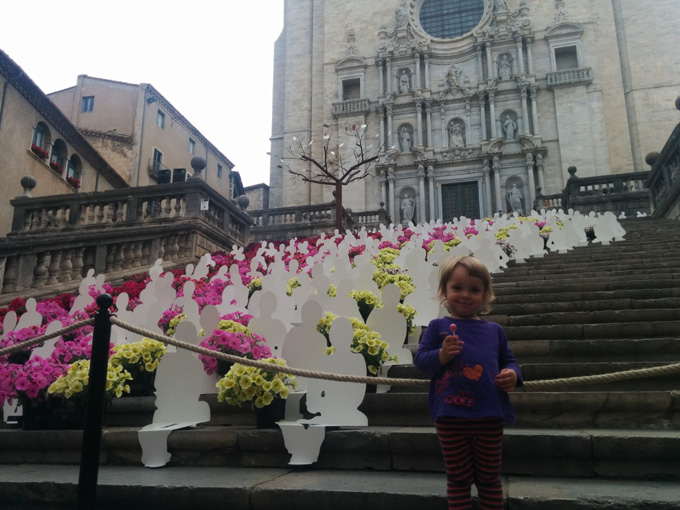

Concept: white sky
[[0, 0, 284, 187]]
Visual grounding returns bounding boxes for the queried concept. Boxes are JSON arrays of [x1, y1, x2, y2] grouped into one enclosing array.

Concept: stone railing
[[0, 179, 253, 303], [535, 166, 650, 216], [249, 203, 390, 241], [546, 67, 593, 88], [331, 98, 371, 117], [647, 120, 680, 219]]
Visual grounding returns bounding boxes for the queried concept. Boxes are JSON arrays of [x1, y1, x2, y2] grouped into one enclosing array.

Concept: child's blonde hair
[[437, 255, 495, 315]]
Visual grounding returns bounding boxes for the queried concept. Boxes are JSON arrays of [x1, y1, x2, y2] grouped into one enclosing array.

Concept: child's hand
[[494, 369, 517, 392], [439, 323, 463, 366]]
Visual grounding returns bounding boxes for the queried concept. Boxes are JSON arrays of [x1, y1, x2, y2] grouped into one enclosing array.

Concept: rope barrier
[[0, 318, 95, 357], [2, 316, 679, 391]]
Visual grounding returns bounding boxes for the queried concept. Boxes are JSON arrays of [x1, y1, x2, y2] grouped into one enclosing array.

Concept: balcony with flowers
[[49, 161, 63, 175], [30, 144, 49, 160], [65, 176, 80, 189]]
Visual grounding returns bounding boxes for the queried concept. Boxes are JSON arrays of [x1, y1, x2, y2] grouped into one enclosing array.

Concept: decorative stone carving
[[399, 126, 412, 152], [448, 120, 466, 148], [498, 54, 513, 80], [503, 114, 518, 140], [401, 194, 414, 225]]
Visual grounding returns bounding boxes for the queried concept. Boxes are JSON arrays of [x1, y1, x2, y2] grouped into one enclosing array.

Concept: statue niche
[[398, 69, 412, 94], [398, 124, 413, 153], [497, 53, 514, 81]]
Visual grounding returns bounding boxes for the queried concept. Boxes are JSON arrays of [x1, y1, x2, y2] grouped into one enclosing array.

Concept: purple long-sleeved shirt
[[414, 317, 523, 425]]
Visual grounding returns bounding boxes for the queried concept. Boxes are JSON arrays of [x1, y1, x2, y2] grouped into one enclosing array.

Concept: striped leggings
[[435, 417, 505, 510]]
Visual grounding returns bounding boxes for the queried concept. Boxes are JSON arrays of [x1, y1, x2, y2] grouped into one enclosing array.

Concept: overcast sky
[[0, 0, 284, 187]]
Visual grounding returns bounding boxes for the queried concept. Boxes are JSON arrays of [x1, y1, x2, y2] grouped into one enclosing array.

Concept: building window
[[81, 96, 94, 112], [32, 123, 47, 149], [217, 164, 223, 179], [153, 149, 163, 172], [189, 138, 195, 154], [342, 78, 361, 100], [419, 0, 484, 40], [157, 110, 165, 128], [554, 46, 579, 70]]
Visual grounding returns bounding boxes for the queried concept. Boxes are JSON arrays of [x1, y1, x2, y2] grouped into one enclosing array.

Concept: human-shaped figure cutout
[[138, 320, 210, 468], [248, 292, 287, 358]]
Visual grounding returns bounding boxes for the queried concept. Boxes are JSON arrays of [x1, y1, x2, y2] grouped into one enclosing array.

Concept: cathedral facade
[[268, 0, 680, 224]]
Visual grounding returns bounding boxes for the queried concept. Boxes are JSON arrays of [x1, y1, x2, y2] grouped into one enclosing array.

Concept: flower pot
[[217, 360, 234, 377], [255, 397, 286, 429], [21, 397, 84, 430]]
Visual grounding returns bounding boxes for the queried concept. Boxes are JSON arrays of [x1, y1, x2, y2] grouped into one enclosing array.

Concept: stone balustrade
[[647, 121, 680, 219], [546, 67, 593, 88], [331, 98, 371, 117], [0, 179, 252, 303]]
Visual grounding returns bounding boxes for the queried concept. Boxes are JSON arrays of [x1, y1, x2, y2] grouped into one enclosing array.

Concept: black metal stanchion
[[77, 294, 114, 510]]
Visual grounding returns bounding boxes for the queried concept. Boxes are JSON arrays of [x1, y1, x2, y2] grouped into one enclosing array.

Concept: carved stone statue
[[446, 64, 461, 89], [507, 183, 523, 214], [498, 55, 512, 80], [503, 115, 517, 140], [496, 0, 508, 11], [401, 194, 414, 225], [448, 122, 465, 148], [399, 70, 410, 94], [395, 5, 408, 29], [400, 127, 412, 152]]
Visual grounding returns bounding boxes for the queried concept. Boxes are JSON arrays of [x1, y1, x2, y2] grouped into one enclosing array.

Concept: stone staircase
[[1, 217, 680, 509]]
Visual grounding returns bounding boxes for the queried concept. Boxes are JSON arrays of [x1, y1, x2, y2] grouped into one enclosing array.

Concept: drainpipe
[[136, 86, 156, 186]]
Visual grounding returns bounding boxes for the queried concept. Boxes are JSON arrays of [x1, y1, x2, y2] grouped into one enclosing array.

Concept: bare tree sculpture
[[279, 124, 382, 231]]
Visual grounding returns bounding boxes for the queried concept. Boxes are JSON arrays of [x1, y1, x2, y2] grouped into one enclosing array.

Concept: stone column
[[465, 99, 472, 145], [520, 87, 530, 135], [380, 169, 387, 207], [536, 153, 545, 190], [418, 165, 426, 221], [515, 36, 525, 75], [386, 57, 392, 94], [424, 54, 430, 89], [525, 152, 536, 210], [414, 51, 421, 89], [387, 168, 396, 222], [386, 104, 394, 150], [426, 103, 433, 149], [377, 59, 384, 95], [440, 104, 447, 149], [488, 90, 497, 138], [415, 100, 423, 147], [485, 42, 493, 80], [427, 166, 436, 221], [476, 45, 484, 80], [493, 156, 502, 212], [526, 37, 534, 74], [483, 159, 493, 216], [379, 107, 386, 150], [478, 92, 487, 141], [530, 87, 539, 136]]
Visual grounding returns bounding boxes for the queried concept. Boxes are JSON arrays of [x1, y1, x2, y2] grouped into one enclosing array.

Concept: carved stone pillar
[[440, 104, 447, 149], [485, 42, 493, 80], [414, 51, 421, 89], [379, 169, 387, 207], [488, 90, 497, 138], [465, 99, 472, 145], [476, 45, 484, 80], [387, 168, 396, 222], [418, 165, 426, 221], [427, 166, 436, 221], [415, 100, 423, 147], [377, 59, 384, 95], [379, 107, 386, 151], [536, 153, 545, 190], [515, 36, 525, 74], [492, 156, 502, 212], [386, 57, 392, 94], [525, 152, 536, 209], [483, 159, 493, 217], [526, 37, 534, 74], [425, 103, 433, 149], [424, 54, 430, 89], [520, 87, 530, 135], [386, 103, 394, 150], [478, 92, 487, 141], [530, 87, 539, 136]]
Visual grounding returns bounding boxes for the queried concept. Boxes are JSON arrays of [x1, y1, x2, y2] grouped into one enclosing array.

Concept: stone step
[[493, 277, 680, 293], [489, 308, 680, 327], [503, 320, 680, 341], [494, 288, 680, 305], [509, 338, 680, 362], [492, 297, 680, 315], [1, 427, 678, 480], [493, 265, 680, 281], [1, 464, 679, 510]]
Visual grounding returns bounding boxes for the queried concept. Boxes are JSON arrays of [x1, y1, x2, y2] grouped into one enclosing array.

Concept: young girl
[[414, 255, 522, 510]]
